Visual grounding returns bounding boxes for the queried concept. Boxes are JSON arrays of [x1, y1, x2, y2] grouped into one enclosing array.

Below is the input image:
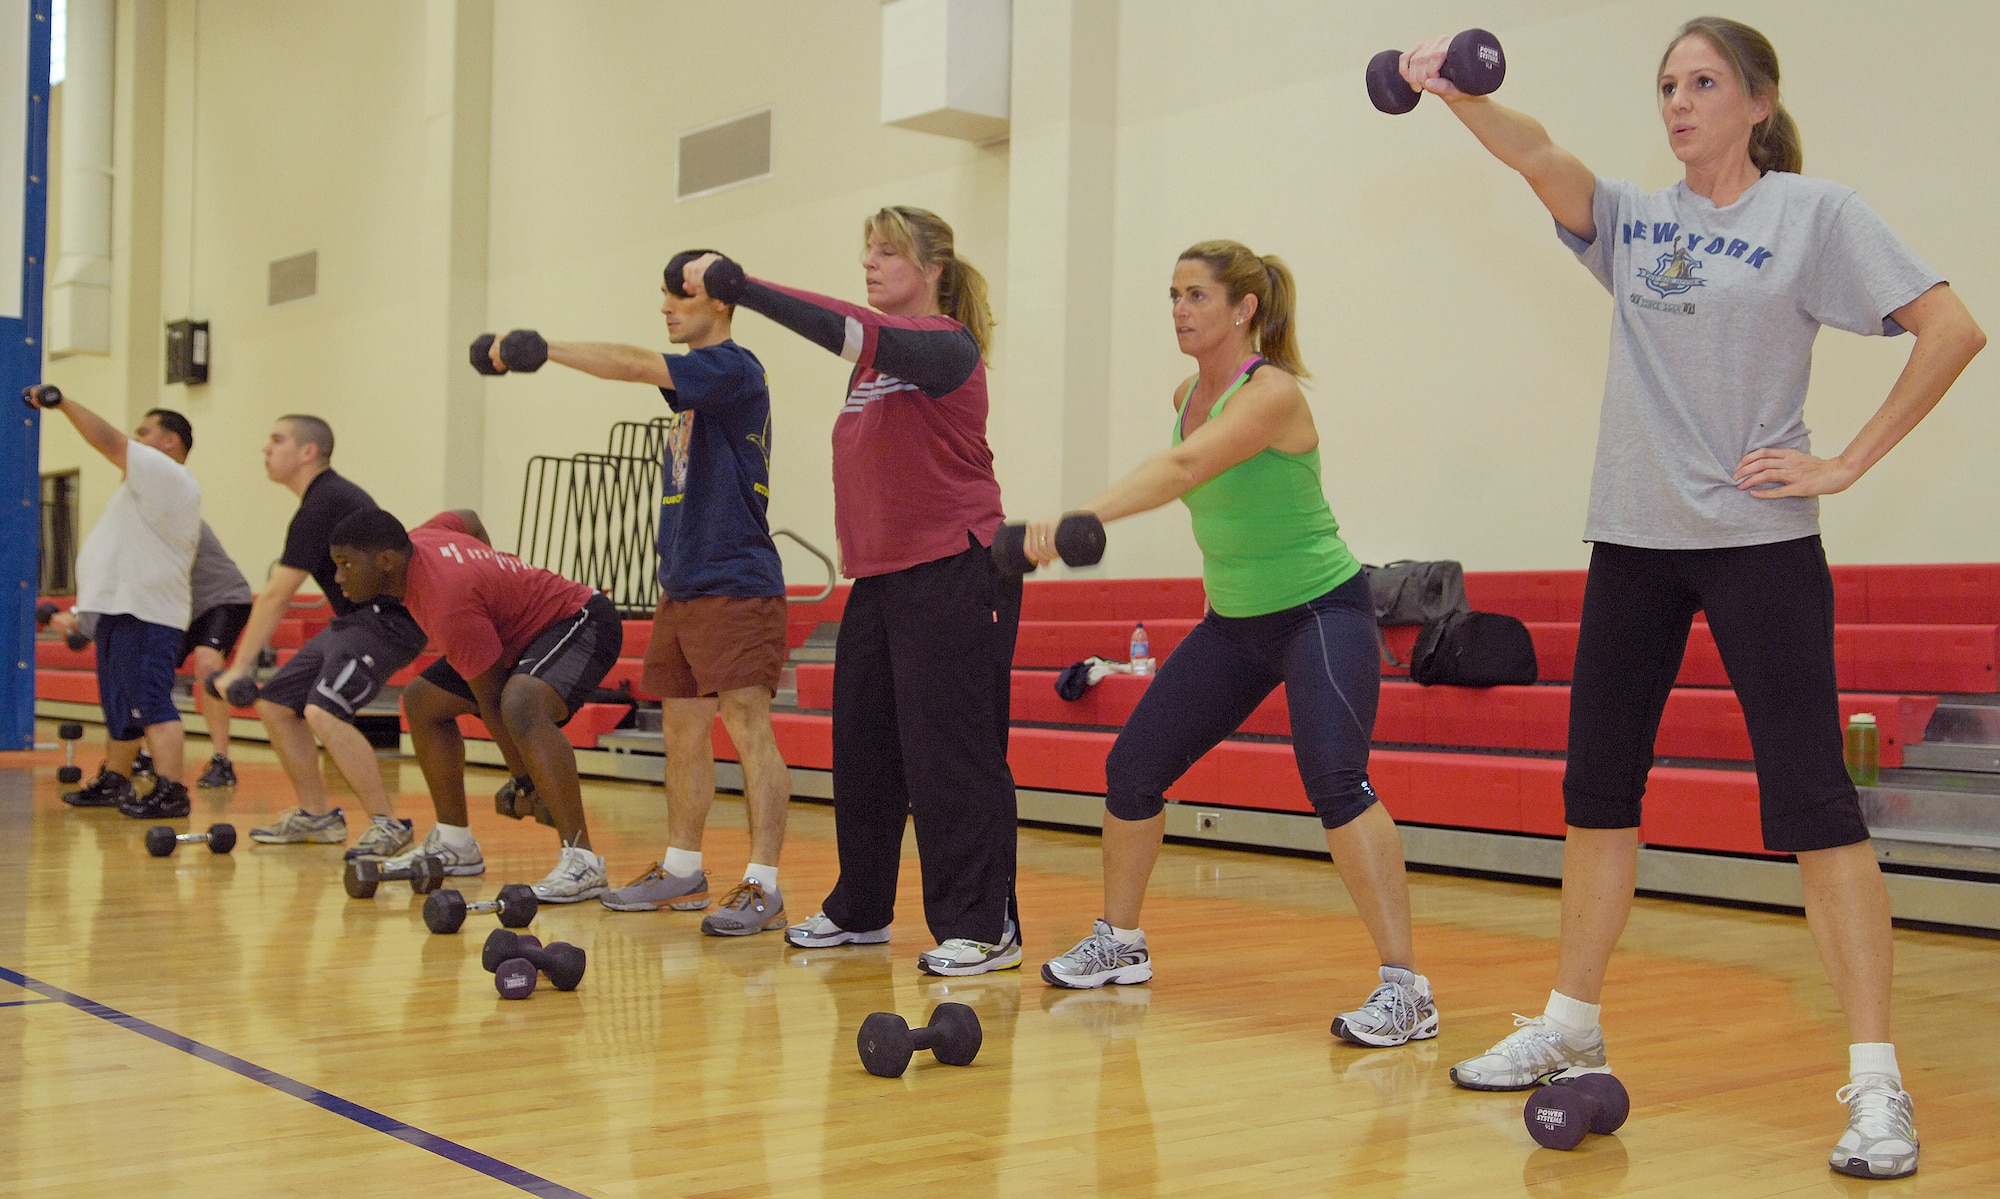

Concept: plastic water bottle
[[1844, 713, 1879, 787], [1130, 622, 1151, 676]]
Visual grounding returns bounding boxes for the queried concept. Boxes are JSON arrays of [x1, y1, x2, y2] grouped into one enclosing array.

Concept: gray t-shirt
[[191, 521, 254, 614], [1557, 172, 1942, 549]]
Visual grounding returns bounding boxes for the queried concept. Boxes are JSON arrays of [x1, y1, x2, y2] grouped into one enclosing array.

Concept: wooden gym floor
[[1, 722, 1995, 1197]]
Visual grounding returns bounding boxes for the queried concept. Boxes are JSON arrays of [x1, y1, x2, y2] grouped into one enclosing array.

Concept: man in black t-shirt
[[212, 415, 427, 856]]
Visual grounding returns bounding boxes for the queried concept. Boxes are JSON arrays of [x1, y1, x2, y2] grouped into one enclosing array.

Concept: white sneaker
[[784, 912, 891, 948], [1040, 919, 1152, 989], [531, 846, 608, 904], [1449, 1014, 1608, 1090], [342, 814, 416, 861], [249, 807, 347, 845], [1829, 1075, 1918, 1179], [1333, 965, 1439, 1047], [918, 918, 1022, 977], [382, 826, 485, 878]]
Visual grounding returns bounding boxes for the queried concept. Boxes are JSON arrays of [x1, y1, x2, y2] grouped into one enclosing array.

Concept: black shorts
[[180, 602, 253, 665], [415, 593, 621, 724], [259, 600, 428, 723]]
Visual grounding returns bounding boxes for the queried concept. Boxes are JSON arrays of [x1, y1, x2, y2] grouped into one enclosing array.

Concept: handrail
[[774, 528, 836, 603]]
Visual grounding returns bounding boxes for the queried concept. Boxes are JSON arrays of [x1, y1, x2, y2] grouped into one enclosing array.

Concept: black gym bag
[[1408, 611, 1538, 687]]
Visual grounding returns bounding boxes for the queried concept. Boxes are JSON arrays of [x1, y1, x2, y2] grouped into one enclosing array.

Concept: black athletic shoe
[[120, 778, 191, 820], [62, 770, 137, 809], [196, 755, 237, 788], [131, 750, 155, 778]]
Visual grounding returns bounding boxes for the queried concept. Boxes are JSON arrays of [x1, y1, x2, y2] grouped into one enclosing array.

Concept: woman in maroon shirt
[[686, 208, 1022, 975]]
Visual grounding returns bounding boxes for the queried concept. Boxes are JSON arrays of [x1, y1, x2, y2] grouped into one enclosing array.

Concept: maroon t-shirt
[[403, 513, 596, 679]]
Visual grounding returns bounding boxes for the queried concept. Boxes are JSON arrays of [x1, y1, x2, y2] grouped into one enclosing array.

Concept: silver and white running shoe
[[784, 912, 891, 948], [249, 806, 347, 845], [531, 845, 609, 904], [1830, 1075, 1918, 1179], [1332, 965, 1439, 1047], [1449, 1014, 1608, 1090], [342, 815, 415, 861], [381, 826, 485, 877], [918, 918, 1023, 977], [1040, 919, 1152, 989]]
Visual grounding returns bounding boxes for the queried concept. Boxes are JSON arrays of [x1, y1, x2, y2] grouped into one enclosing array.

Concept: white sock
[[745, 863, 778, 888], [1850, 1042, 1902, 1086], [663, 847, 702, 877], [1544, 990, 1601, 1038], [432, 823, 475, 850], [1109, 923, 1143, 946]]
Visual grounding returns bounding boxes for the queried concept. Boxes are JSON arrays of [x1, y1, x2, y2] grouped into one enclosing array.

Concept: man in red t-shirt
[[327, 509, 623, 902]]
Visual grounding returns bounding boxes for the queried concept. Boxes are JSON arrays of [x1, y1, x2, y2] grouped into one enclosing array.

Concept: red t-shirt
[[403, 513, 596, 679]]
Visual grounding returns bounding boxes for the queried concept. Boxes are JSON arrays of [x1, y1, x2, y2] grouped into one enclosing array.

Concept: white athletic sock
[[1850, 1042, 1902, 1086], [1544, 990, 1602, 1038], [745, 863, 778, 888], [432, 823, 475, 850], [1108, 923, 1144, 946], [663, 847, 702, 877]]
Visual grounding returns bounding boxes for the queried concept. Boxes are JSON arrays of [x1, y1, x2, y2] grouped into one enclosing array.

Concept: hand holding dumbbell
[[992, 512, 1107, 576], [484, 928, 586, 997], [146, 823, 237, 857], [424, 884, 538, 934], [493, 774, 552, 826], [468, 330, 547, 375], [203, 671, 260, 709], [857, 1002, 983, 1077], [1366, 29, 1506, 115], [21, 383, 62, 409], [1524, 1073, 1630, 1150]]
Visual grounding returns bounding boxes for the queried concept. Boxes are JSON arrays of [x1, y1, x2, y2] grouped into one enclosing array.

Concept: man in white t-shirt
[[36, 388, 202, 819]]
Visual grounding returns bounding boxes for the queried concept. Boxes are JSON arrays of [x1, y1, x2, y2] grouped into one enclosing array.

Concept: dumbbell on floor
[[991, 512, 1107, 576], [1524, 1073, 1630, 1150], [56, 722, 84, 785], [203, 672, 261, 709], [484, 928, 586, 997], [857, 1002, 983, 1077], [146, 823, 237, 857], [424, 884, 538, 934], [1365, 28, 1506, 115], [344, 854, 446, 899]]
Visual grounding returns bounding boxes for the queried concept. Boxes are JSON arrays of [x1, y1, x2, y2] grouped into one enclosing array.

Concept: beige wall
[[39, 0, 1998, 599]]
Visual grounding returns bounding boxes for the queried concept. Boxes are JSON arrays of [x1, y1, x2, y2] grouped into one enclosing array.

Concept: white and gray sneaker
[[1450, 1014, 1609, 1090], [784, 912, 891, 948], [249, 807, 347, 845], [918, 918, 1022, 977], [1040, 919, 1153, 989], [1830, 1075, 1918, 1179], [342, 815, 415, 861], [381, 826, 485, 877], [1333, 965, 1439, 1047], [531, 845, 609, 904]]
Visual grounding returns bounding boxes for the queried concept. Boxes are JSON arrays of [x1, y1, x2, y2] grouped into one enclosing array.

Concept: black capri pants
[[1563, 536, 1869, 853], [1107, 570, 1382, 830]]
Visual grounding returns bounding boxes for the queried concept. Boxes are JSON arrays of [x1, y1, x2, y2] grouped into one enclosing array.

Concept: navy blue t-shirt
[[656, 340, 785, 601]]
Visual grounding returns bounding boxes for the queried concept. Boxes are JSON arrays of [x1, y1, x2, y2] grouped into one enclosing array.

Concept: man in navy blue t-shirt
[[480, 249, 793, 936]]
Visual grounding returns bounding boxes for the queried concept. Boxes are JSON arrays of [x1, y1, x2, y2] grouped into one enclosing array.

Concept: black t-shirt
[[280, 468, 377, 616]]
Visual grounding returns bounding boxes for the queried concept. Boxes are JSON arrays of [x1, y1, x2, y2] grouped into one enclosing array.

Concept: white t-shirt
[[1557, 172, 1942, 549], [75, 441, 202, 630]]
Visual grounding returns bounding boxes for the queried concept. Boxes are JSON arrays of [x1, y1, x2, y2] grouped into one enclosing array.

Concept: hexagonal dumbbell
[[423, 884, 539, 934], [343, 854, 446, 899], [146, 823, 237, 857]]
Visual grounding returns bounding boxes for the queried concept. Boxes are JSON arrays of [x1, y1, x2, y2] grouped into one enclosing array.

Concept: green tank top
[[1175, 359, 1362, 617]]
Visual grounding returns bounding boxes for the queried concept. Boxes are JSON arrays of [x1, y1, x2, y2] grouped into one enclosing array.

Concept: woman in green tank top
[[1022, 241, 1437, 1048]]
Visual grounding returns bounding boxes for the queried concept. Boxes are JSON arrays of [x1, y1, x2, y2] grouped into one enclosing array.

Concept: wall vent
[[677, 109, 771, 200], [268, 251, 318, 306]]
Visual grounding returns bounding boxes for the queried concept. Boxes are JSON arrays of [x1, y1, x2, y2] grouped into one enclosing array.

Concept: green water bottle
[[1844, 713, 1879, 787]]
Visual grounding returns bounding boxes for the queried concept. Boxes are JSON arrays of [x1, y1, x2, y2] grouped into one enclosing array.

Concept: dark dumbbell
[[857, 1002, 983, 1078], [1524, 1073, 1630, 1151], [483, 928, 585, 994], [424, 884, 539, 934], [56, 721, 84, 784], [1365, 28, 1506, 115], [470, 332, 503, 376], [344, 854, 446, 899], [497, 329, 547, 373], [146, 823, 237, 857], [494, 774, 554, 827], [991, 511, 1107, 576], [21, 383, 62, 409], [35, 601, 56, 625], [203, 672, 260, 708], [481, 928, 542, 972]]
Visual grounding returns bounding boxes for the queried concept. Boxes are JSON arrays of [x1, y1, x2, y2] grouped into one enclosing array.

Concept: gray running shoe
[[918, 918, 1022, 977], [343, 815, 415, 861], [785, 911, 891, 948], [1830, 1076, 1918, 1179], [1041, 919, 1152, 989], [250, 807, 347, 845], [1333, 965, 1439, 1047], [382, 826, 484, 877], [1450, 1014, 1608, 1090], [532, 845, 609, 903], [600, 863, 710, 912], [701, 879, 786, 936]]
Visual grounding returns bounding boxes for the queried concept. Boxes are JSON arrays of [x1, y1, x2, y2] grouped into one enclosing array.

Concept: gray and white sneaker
[[1041, 919, 1152, 989], [600, 863, 710, 912], [701, 879, 786, 936], [250, 807, 347, 845], [1333, 965, 1439, 1047], [784, 911, 891, 948], [1449, 1014, 1608, 1090], [918, 918, 1022, 977], [1830, 1075, 1918, 1179], [532, 845, 608, 904], [342, 815, 415, 861], [381, 826, 484, 877]]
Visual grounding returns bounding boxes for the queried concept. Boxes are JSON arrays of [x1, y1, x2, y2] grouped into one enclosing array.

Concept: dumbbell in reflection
[[203, 672, 261, 709], [484, 928, 586, 998], [344, 854, 446, 898], [1365, 29, 1507, 115], [857, 1002, 983, 1077], [55, 721, 84, 785], [424, 884, 538, 934], [146, 823, 237, 856], [1524, 1073, 1629, 1150]]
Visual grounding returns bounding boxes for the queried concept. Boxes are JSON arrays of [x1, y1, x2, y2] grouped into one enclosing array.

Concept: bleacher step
[[1908, 700, 2000, 771]]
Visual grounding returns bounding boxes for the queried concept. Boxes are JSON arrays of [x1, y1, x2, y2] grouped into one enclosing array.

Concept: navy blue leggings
[[1105, 571, 1381, 829]]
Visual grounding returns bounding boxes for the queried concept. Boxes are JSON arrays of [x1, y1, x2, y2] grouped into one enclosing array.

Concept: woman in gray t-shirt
[[1394, 15, 1984, 1180]]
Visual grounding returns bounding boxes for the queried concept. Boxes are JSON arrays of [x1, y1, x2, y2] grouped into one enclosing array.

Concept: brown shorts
[[642, 595, 789, 698]]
